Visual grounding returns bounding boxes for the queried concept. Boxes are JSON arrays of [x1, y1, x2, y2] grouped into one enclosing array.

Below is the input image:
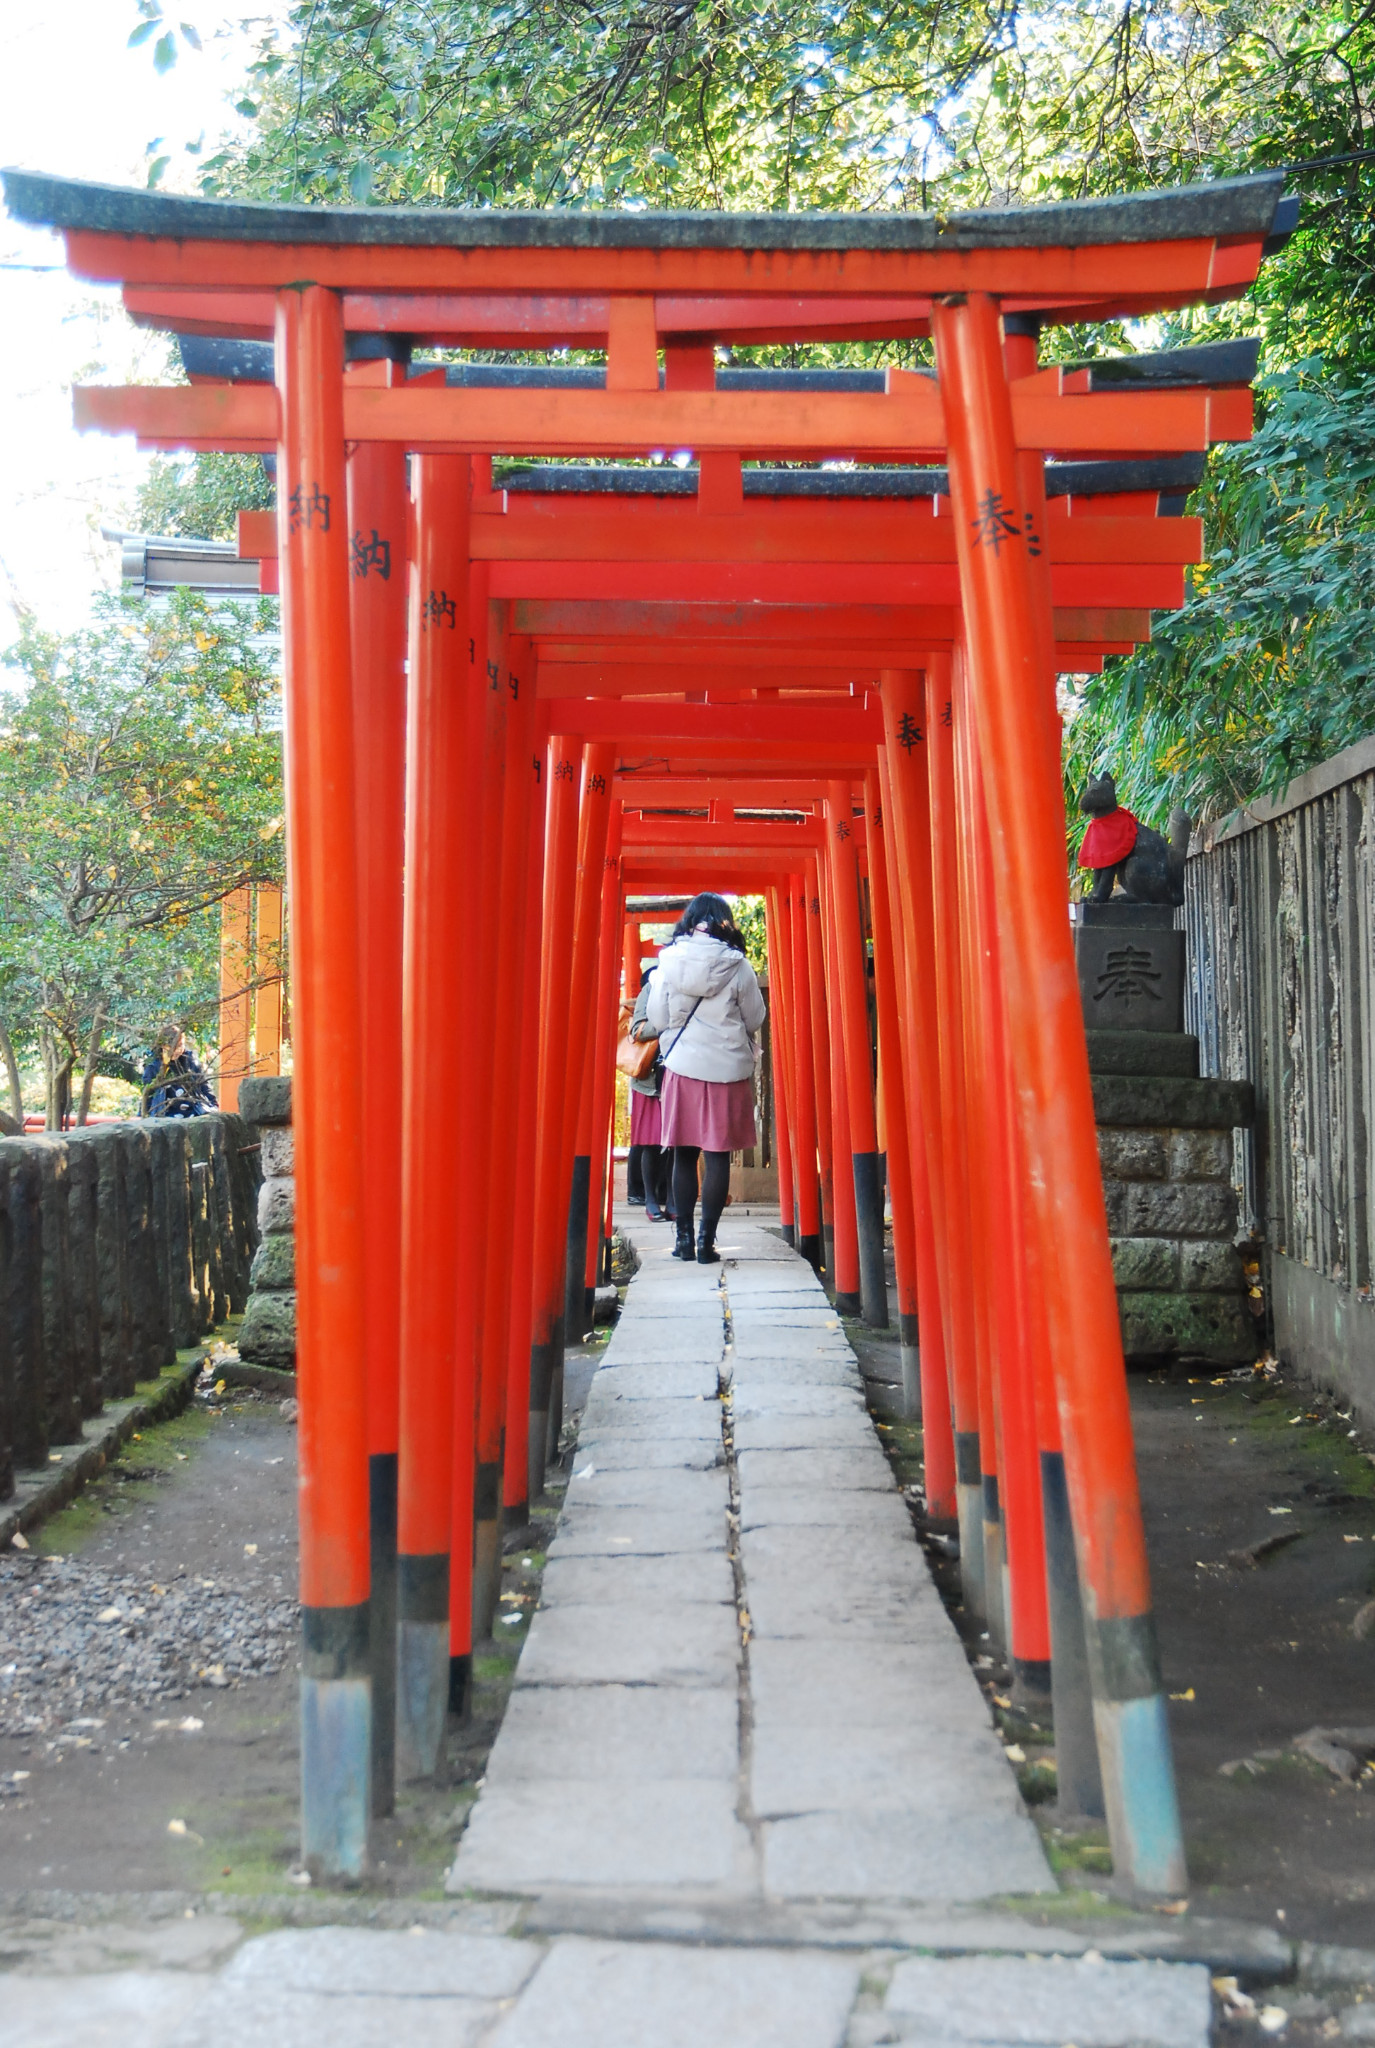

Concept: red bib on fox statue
[[1078, 806, 1139, 871]]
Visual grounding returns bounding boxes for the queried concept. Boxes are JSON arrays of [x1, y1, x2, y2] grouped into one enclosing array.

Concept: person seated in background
[[141, 1024, 218, 1118]]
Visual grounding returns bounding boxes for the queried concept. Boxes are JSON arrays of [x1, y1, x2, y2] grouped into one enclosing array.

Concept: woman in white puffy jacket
[[646, 892, 766, 1263]]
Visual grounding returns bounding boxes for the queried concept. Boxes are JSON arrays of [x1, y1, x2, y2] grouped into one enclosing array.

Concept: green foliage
[[198, 0, 1021, 210], [135, 453, 274, 543], [1065, 364, 1375, 828], [183, 0, 1375, 819], [0, 591, 284, 1119], [731, 895, 768, 975]]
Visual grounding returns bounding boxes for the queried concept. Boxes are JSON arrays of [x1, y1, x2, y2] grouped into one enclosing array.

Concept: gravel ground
[[0, 1552, 298, 1749]]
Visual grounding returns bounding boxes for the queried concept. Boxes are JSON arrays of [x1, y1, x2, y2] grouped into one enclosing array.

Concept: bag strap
[[662, 994, 704, 1061]]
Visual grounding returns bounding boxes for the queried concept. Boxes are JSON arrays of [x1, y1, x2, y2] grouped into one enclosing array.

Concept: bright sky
[[0, 4, 272, 651]]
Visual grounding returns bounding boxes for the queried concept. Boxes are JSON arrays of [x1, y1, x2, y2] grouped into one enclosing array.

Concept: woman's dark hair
[[673, 892, 747, 954]]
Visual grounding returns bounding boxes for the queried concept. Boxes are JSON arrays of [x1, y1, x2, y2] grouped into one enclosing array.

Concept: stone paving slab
[[761, 1806, 1055, 1903], [563, 1466, 728, 1511], [738, 1487, 914, 1533], [750, 1722, 1033, 1817], [218, 1927, 541, 1997], [730, 1384, 867, 1419], [451, 1781, 752, 1892], [733, 1412, 880, 1451], [565, 1434, 724, 1470], [484, 1684, 740, 1781], [743, 1562, 955, 1643], [170, 1985, 503, 2048], [0, 1972, 209, 2048], [486, 1937, 859, 2048], [547, 1506, 725, 1556], [592, 1362, 723, 1399], [877, 1953, 1211, 2046], [541, 1549, 736, 1609], [737, 1446, 892, 1491], [749, 1638, 994, 1731], [513, 1600, 739, 1687], [579, 1397, 722, 1441], [728, 1356, 863, 1387]]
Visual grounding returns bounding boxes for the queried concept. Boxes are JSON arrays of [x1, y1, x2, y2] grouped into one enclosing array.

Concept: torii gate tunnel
[[4, 165, 1296, 1896]]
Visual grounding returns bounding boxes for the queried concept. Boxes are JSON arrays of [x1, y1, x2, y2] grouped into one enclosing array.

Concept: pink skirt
[[661, 1071, 757, 1151], [629, 1087, 662, 1146]]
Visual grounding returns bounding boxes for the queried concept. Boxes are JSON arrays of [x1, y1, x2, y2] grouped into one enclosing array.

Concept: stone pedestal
[[1075, 905, 1259, 1366], [1074, 900, 1184, 1035]]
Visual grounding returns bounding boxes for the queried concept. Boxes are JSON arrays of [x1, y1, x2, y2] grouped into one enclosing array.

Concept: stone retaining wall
[[236, 1076, 295, 1369], [0, 1114, 260, 1501], [1090, 1035, 1258, 1365]]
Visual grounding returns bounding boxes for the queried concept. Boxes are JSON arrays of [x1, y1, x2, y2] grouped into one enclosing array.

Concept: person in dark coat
[[626, 960, 672, 1222], [141, 1025, 218, 1118]]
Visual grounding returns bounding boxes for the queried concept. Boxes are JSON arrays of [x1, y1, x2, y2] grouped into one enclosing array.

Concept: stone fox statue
[[1078, 773, 1190, 905]]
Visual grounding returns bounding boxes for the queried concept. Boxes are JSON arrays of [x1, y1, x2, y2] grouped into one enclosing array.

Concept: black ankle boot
[[672, 1221, 696, 1261], [696, 1226, 720, 1265]]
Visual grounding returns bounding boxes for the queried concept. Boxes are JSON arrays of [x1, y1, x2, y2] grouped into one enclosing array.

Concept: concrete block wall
[[0, 1114, 260, 1503], [236, 1077, 295, 1369]]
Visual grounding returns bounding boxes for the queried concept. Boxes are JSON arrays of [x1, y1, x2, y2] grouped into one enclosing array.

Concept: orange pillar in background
[[395, 452, 472, 1786], [785, 875, 822, 1271], [934, 289, 1184, 1895], [802, 867, 835, 1280], [952, 661, 1009, 1651], [763, 887, 797, 1247], [217, 887, 252, 1113], [875, 748, 957, 1516], [504, 689, 547, 1529], [825, 783, 886, 1326], [528, 735, 587, 1500], [879, 669, 976, 1564], [255, 885, 284, 1072], [275, 282, 370, 1879], [864, 768, 919, 1415], [584, 810, 624, 1306], [345, 429, 409, 1815]]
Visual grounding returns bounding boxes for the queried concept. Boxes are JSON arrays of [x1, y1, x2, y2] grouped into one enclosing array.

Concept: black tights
[[672, 1146, 730, 1241]]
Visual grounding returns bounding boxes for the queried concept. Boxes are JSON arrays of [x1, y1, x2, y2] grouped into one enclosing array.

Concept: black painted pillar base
[[898, 1310, 921, 1420], [1013, 1657, 1054, 1718], [781, 1221, 796, 1247], [852, 1151, 889, 1328], [955, 1430, 986, 1623], [447, 1652, 471, 1721], [983, 1472, 1008, 1651], [301, 1601, 371, 1878], [396, 1552, 449, 1786], [1041, 1448, 1105, 1820], [798, 1231, 822, 1274], [834, 1290, 862, 1317], [528, 1318, 563, 1503], [367, 1451, 398, 1819], [822, 1225, 835, 1289], [472, 1457, 502, 1643], [565, 1156, 592, 1341]]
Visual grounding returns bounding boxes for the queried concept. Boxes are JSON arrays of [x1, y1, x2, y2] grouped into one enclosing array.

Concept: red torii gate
[[2, 163, 1295, 1898]]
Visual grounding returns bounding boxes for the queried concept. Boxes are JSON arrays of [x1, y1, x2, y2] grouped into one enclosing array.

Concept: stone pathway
[[452, 1210, 1051, 1907], [1, 1216, 1226, 2047]]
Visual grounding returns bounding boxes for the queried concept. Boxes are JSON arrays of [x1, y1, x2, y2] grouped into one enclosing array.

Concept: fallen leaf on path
[[1170, 1688, 1196, 1702], [9, 1532, 28, 1551]]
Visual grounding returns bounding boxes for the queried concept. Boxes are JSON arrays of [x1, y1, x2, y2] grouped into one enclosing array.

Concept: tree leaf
[[153, 30, 176, 71]]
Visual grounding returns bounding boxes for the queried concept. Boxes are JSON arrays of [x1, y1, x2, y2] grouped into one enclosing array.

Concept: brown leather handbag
[[616, 1023, 660, 1081]]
